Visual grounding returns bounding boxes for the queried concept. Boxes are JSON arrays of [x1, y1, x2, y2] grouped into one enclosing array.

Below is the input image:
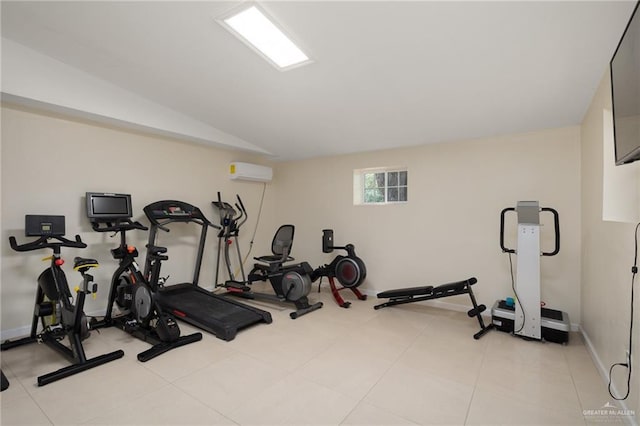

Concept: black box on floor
[[491, 300, 570, 344]]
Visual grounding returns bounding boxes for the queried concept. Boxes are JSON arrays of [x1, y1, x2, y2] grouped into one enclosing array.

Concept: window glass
[[399, 171, 407, 186], [388, 172, 398, 186], [358, 168, 408, 204]]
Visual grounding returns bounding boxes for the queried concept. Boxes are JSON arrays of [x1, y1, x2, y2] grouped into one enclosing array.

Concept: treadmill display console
[[144, 201, 202, 221], [151, 206, 192, 218]]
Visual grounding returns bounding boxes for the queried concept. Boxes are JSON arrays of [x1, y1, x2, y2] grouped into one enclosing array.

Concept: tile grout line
[[336, 309, 433, 425], [462, 333, 493, 425]]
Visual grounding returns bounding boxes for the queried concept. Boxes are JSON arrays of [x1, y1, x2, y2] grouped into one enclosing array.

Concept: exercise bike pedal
[[40, 324, 65, 342], [123, 319, 139, 332], [154, 314, 180, 343]]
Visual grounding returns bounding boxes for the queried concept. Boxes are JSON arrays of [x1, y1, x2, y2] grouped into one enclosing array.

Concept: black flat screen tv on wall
[[610, 0, 640, 166]]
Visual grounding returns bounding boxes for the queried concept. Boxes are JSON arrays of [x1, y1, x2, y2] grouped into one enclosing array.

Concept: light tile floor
[[0, 287, 631, 425]]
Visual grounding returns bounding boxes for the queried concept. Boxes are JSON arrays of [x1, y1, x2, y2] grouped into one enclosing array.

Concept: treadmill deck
[[158, 283, 272, 341]]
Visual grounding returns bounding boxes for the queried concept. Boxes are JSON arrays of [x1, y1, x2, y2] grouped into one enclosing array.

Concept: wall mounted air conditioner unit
[[229, 162, 273, 183]]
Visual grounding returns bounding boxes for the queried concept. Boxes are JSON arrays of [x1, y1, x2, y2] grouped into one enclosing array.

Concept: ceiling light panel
[[218, 4, 311, 70]]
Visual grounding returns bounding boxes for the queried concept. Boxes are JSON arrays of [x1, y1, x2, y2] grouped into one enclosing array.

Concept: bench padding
[[377, 286, 434, 299], [376, 277, 477, 299]]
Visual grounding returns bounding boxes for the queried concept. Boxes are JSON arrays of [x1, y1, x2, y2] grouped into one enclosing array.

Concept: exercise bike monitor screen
[[25, 215, 65, 237], [86, 192, 132, 220]]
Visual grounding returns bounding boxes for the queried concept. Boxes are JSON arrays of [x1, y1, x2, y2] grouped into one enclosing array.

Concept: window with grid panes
[[362, 170, 408, 204]]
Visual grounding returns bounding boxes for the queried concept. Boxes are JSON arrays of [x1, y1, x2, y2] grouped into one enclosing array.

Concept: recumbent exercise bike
[[2, 215, 124, 386], [213, 192, 323, 319]]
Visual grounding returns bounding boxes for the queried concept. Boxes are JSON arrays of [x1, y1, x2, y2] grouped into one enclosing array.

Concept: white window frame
[[353, 167, 408, 205]]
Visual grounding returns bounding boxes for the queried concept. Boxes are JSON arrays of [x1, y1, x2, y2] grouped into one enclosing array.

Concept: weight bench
[[374, 277, 494, 339]]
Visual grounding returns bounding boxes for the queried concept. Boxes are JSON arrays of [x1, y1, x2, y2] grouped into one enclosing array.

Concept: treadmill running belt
[[158, 283, 272, 341]]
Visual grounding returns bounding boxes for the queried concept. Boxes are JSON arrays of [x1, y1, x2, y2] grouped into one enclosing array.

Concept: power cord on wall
[[608, 221, 639, 401], [241, 182, 267, 267]]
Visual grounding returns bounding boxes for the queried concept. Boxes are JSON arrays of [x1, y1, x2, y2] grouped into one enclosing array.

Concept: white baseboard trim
[[580, 326, 637, 426], [0, 324, 32, 342], [1, 308, 107, 342]]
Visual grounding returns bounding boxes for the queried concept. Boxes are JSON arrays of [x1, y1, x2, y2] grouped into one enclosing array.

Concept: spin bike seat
[[73, 257, 99, 271]]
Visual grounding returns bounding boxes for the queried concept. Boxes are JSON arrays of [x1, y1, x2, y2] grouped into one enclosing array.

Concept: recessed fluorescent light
[[220, 5, 311, 70]]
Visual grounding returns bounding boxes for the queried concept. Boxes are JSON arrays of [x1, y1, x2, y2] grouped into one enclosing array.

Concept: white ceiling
[[1, 1, 637, 160]]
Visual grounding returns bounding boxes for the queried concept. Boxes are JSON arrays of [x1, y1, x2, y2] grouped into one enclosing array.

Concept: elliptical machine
[[2, 215, 124, 386], [311, 229, 368, 308], [491, 201, 570, 344], [213, 192, 323, 319], [86, 192, 202, 361]]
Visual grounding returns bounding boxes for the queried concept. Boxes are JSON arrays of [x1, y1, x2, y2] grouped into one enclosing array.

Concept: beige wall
[[580, 74, 639, 413], [3, 68, 637, 414], [0, 101, 586, 337], [1, 104, 277, 334], [275, 127, 582, 325]]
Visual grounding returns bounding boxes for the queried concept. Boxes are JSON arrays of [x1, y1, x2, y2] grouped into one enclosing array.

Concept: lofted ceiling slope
[[1, 1, 637, 160]]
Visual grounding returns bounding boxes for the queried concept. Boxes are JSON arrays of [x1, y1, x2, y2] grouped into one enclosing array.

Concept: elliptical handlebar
[[9, 234, 87, 253], [235, 194, 248, 229], [214, 191, 236, 224], [213, 193, 248, 231]]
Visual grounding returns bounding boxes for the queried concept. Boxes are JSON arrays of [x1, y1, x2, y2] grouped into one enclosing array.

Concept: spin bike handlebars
[[500, 206, 560, 256], [9, 235, 87, 253], [90, 219, 148, 233]]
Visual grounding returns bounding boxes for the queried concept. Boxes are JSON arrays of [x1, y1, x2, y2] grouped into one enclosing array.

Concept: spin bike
[[311, 229, 368, 308], [213, 192, 323, 319], [87, 192, 202, 361], [2, 215, 124, 386]]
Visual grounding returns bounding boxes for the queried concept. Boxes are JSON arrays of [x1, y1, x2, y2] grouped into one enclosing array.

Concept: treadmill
[[143, 200, 272, 341]]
